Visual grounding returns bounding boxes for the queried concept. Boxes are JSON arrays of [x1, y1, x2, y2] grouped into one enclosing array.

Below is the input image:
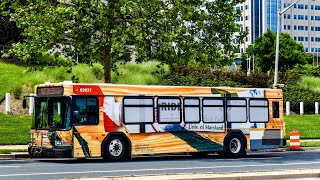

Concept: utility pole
[[274, 0, 301, 88]]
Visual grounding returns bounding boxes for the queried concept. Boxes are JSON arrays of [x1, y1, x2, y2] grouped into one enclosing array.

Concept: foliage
[[284, 115, 320, 139], [0, 15, 21, 45], [1, 0, 246, 82], [283, 84, 320, 113], [288, 64, 320, 77], [300, 76, 320, 93], [0, 113, 31, 145], [112, 61, 169, 85], [161, 65, 271, 88], [242, 30, 310, 72]]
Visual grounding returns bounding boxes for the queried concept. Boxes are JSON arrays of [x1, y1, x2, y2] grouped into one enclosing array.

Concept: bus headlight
[[55, 140, 64, 146]]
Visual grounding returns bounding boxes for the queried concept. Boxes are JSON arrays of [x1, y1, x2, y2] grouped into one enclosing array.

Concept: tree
[[0, 15, 21, 45], [1, 0, 246, 83], [242, 30, 310, 72]]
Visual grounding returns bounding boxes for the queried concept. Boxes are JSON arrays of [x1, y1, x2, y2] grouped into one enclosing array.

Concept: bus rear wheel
[[223, 133, 246, 158], [104, 136, 126, 161]]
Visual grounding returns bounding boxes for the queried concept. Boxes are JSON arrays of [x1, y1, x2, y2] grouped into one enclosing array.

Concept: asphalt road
[[0, 150, 320, 180]]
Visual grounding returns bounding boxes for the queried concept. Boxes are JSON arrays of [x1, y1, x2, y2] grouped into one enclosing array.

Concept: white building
[[235, 0, 320, 61]]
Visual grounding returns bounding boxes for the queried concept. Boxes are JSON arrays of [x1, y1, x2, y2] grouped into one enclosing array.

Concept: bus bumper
[[28, 146, 72, 158], [250, 138, 286, 150]]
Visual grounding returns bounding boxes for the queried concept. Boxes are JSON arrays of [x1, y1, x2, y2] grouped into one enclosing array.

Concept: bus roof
[[35, 82, 282, 98]]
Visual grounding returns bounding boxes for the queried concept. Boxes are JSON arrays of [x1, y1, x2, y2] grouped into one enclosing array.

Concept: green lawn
[[284, 115, 320, 139], [0, 113, 31, 145], [0, 149, 27, 154]]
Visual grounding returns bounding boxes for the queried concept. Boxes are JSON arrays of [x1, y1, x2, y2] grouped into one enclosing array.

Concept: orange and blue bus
[[25, 82, 286, 160]]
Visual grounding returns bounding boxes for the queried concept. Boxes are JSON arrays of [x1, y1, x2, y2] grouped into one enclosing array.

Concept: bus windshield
[[33, 97, 71, 130]]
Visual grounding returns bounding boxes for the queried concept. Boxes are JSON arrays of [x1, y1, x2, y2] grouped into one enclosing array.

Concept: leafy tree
[[1, 0, 246, 83], [0, 15, 21, 45], [242, 29, 310, 72]]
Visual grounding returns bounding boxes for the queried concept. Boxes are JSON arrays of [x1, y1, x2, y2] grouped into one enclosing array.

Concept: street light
[[274, 0, 301, 88]]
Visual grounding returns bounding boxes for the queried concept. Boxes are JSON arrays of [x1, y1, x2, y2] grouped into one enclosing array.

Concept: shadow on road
[[33, 152, 281, 164]]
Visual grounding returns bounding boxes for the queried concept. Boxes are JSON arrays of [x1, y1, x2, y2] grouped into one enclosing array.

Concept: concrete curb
[[104, 169, 320, 180], [0, 152, 30, 159]]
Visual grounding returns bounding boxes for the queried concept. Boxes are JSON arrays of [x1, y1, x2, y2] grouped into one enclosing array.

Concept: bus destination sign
[[37, 87, 64, 96]]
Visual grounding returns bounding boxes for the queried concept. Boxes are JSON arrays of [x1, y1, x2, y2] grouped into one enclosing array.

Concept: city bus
[[25, 82, 286, 160]]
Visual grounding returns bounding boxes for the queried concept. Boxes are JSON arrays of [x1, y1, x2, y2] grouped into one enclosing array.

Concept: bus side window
[[272, 102, 279, 118], [74, 96, 99, 125]]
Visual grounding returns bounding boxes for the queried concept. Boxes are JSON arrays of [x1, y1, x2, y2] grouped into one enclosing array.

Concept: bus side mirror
[[73, 111, 81, 123], [22, 98, 27, 109]]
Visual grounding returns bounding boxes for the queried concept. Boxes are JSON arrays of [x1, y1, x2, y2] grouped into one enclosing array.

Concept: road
[[0, 150, 320, 180]]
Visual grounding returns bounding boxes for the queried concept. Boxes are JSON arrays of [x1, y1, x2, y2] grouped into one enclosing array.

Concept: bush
[[12, 84, 22, 99], [161, 65, 271, 88], [283, 84, 320, 113], [289, 64, 320, 77]]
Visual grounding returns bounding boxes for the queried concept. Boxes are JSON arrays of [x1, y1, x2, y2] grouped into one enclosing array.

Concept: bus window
[[74, 97, 98, 125], [157, 97, 181, 124], [249, 99, 269, 123], [272, 102, 280, 118], [184, 97, 200, 123], [227, 98, 247, 123], [123, 96, 154, 124], [202, 98, 224, 123]]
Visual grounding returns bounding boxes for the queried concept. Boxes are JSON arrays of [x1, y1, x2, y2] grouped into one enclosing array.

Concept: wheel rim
[[109, 139, 123, 157], [230, 138, 241, 154]]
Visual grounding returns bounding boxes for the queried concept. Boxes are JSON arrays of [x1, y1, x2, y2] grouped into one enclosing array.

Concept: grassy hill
[[0, 60, 168, 102]]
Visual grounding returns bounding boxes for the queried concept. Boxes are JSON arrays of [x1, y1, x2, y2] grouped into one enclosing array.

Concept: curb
[[111, 169, 320, 180], [0, 152, 30, 159]]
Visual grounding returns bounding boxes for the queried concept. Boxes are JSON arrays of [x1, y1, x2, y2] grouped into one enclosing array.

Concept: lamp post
[[274, 0, 301, 88]]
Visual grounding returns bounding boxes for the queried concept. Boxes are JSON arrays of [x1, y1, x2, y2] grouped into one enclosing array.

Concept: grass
[[0, 113, 31, 145], [300, 141, 320, 147], [300, 76, 320, 93], [284, 115, 320, 139], [0, 61, 28, 101], [0, 149, 27, 154], [0, 60, 168, 102], [111, 61, 169, 85]]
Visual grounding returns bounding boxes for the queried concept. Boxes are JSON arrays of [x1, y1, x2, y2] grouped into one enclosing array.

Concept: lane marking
[[1, 161, 320, 177]]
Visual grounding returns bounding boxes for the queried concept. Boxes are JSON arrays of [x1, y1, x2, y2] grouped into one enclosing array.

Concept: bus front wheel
[[223, 133, 246, 158], [104, 136, 126, 161]]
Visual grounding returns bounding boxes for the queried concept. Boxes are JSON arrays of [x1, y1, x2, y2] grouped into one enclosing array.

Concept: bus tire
[[103, 135, 127, 161], [224, 133, 246, 158]]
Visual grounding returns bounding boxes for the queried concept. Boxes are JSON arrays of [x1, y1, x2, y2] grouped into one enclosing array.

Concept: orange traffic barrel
[[289, 130, 300, 150]]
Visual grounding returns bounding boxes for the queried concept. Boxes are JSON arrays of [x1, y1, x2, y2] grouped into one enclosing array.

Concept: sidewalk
[[0, 145, 28, 150]]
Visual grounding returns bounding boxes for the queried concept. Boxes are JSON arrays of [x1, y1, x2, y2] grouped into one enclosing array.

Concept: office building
[[235, 0, 320, 59]]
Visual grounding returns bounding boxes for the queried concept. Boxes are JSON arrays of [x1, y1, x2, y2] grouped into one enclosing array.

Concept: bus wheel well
[[101, 132, 131, 160], [224, 130, 247, 150], [220, 130, 247, 158]]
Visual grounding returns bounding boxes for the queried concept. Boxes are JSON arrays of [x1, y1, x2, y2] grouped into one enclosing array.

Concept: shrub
[[289, 64, 320, 77], [12, 84, 22, 99], [283, 84, 320, 113], [161, 65, 270, 88]]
